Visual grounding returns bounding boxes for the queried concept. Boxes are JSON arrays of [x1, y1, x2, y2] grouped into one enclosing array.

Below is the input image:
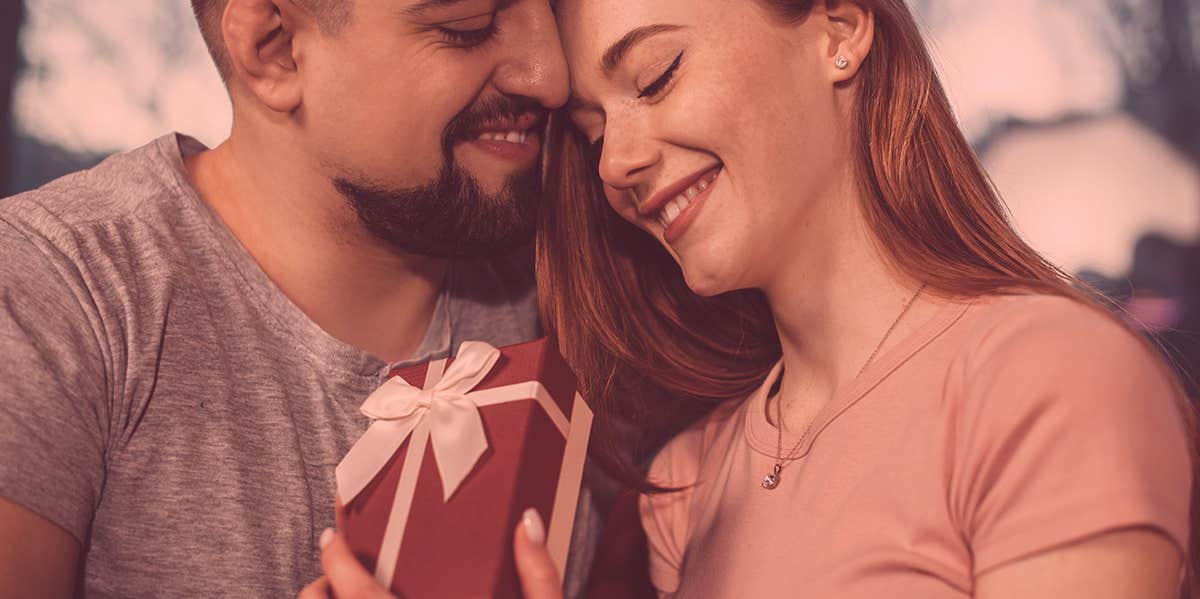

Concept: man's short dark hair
[[190, 0, 352, 81]]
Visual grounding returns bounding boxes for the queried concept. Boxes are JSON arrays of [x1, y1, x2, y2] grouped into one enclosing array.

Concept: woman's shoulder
[[638, 402, 746, 597], [948, 291, 1183, 427], [967, 292, 1118, 330], [939, 293, 1192, 570], [647, 398, 745, 487], [959, 293, 1162, 373]]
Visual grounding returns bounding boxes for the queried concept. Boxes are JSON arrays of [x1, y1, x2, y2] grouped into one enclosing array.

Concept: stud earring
[[835, 55, 851, 70]]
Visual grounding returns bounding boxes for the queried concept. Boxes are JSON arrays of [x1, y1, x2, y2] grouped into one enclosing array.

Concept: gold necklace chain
[[761, 284, 926, 490]]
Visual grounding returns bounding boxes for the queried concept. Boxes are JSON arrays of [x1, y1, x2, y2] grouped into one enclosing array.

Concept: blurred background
[[0, 0, 1198, 393]]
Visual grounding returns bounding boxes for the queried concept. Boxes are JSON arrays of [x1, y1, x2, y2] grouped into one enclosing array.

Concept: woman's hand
[[514, 508, 564, 599], [300, 507, 562, 599]]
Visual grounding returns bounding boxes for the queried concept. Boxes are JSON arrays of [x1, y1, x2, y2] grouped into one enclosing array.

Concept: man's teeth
[[658, 176, 713, 229], [476, 130, 529, 143]]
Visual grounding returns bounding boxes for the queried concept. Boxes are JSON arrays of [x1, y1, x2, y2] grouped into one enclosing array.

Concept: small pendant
[[761, 463, 782, 490]]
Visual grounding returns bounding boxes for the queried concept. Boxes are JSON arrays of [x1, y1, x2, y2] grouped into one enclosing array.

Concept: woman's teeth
[[658, 175, 714, 229], [476, 130, 529, 143]]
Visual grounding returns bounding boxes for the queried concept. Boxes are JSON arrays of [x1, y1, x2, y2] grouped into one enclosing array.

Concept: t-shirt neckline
[[744, 298, 974, 459]]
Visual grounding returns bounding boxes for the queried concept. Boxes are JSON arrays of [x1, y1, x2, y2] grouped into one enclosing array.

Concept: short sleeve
[[639, 428, 703, 597], [0, 218, 110, 544], [950, 297, 1192, 575]]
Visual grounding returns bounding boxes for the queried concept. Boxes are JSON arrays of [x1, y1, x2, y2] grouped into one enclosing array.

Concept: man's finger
[[297, 576, 332, 599], [513, 509, 563, 599], [319, 529, 392, 599]]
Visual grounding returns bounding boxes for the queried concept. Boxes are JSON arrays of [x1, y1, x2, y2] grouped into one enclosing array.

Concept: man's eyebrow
[[402, 0, 475, 17], [601, 24, 685, 74]]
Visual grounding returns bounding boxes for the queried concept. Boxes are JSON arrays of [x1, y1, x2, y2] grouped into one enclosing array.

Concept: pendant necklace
[[762, 285, 926, 490]]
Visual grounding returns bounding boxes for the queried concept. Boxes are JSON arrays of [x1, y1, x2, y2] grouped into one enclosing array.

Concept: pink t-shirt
[[640, 294, 1191, 598]]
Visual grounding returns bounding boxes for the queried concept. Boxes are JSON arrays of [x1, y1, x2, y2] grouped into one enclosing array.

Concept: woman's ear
[[222, 0, 309, 113], [815, 0, 875, 83]]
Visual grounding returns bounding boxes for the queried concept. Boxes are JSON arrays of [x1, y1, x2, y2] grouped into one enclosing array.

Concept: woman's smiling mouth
[[639, 165, 723, 244]]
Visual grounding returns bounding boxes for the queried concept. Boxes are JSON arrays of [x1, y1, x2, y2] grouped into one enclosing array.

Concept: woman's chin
[[680, 264, 746, 298]]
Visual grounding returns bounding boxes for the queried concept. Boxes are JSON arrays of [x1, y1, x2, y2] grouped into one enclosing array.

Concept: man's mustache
[[443, 95, 548, 144]]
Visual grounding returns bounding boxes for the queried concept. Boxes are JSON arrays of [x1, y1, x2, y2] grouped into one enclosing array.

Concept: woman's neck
[[761, 183, 934, 422]]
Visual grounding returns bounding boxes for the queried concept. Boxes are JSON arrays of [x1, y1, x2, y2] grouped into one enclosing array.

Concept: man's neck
[[184, 134, 448, 363]]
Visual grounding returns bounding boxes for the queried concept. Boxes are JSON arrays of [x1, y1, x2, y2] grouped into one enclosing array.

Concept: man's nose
[[491, 2, 570, 109]]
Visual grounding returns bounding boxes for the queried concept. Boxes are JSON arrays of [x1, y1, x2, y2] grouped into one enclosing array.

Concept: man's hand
[[0, 497, 80, 599], [299, 508, 563, 599], [298, 529, 394, 599]]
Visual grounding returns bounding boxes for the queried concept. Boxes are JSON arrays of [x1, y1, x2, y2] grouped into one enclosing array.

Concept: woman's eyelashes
[[637, 51, 684, 99], [575, 50, 683, 164]]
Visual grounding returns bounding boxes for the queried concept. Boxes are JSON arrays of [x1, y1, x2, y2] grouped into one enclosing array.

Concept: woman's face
[[559, 0, 858, 296]]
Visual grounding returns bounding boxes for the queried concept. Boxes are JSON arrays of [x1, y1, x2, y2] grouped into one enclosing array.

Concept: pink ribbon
[[337, 340, 502, 503]]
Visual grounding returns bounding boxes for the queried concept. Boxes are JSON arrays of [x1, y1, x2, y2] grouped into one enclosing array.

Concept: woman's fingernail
[[522, 508, 546, 546], [319, 528, 335, 550]]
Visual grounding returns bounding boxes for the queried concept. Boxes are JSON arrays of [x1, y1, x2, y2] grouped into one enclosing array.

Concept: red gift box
[[336, 338, 592, 598]]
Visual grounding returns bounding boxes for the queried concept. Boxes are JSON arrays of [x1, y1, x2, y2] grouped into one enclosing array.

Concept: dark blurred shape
[[10, 134, 104, 195], [1130, 234, 1193, 303], [1086, 233, 1200, 398], [585, 489, 656, 599], [1128, 234, 1200, 397], [1128, 0, 1200, 163], [0, 1, 22, 195]]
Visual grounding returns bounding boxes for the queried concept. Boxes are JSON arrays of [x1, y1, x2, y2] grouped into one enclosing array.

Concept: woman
[[303, 1, 1191, 596], [529, 0, 1195, 597]]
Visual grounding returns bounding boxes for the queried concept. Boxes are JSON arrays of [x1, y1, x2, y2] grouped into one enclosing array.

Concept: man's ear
[[221, 0, 310, 113], [815, 0, 875, 83]]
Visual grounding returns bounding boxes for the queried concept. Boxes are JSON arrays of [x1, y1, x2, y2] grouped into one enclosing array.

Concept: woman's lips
[[661, 166, 722, 245], [638, 164, 722, 219]]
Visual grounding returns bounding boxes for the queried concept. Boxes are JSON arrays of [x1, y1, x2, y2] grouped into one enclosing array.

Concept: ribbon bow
[[337, 341, 501, 503]]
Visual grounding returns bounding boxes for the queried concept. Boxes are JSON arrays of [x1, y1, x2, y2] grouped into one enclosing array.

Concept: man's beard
[[334, 97, 543, 259]]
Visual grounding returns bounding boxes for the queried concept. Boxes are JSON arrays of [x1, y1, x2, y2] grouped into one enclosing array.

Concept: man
[[0, 0, 581, 596]]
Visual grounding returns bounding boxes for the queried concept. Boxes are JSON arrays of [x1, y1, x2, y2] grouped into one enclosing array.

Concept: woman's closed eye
[[637, 51, 684, 99]]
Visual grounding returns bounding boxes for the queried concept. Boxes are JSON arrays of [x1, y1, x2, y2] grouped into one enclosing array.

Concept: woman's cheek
[[604, 187, 641, 224]]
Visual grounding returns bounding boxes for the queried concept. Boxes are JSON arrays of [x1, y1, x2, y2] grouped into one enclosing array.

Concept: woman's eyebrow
[[601, 24, 685, 75]]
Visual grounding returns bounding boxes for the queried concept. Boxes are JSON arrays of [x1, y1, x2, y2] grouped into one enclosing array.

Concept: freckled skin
[[559, 0, 857, 296]]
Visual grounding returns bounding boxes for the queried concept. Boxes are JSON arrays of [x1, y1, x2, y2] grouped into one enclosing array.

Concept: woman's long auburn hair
[[537, 0, 1197, 591]]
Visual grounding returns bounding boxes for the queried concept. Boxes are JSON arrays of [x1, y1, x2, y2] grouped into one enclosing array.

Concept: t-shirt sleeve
[[639, 429, 703, 597], [0, 218, 110, 544], [950, 297, 1192, 575]]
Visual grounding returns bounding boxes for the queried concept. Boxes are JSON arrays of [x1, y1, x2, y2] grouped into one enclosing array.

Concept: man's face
[[297, 0, 568, 257]]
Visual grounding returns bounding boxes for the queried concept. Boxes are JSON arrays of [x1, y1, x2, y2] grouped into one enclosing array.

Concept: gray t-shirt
[[0, 134, 588, 597]]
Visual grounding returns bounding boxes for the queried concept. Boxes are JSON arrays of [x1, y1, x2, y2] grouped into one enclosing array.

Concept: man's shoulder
[[1, 135, 189, 244], [0, 134, 213, 333]]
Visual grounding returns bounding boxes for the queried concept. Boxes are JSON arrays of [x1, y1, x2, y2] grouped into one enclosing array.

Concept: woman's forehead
[[557, 0, 701, 69], [557, 0, 704, 40]]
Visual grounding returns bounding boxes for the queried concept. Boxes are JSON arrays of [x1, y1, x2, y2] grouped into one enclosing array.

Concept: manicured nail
[[522, 508, 545, 546], [319, 528, 335, 549]]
